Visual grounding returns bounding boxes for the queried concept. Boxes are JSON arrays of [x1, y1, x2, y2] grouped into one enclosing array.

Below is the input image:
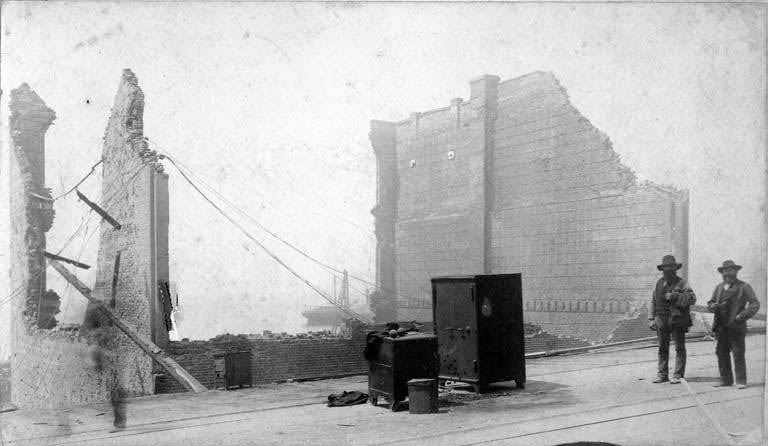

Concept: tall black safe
[[431, 274, 525, 393]]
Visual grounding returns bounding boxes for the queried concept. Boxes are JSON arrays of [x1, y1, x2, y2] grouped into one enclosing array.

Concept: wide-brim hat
[[717, 260, 742, 273], [657, 255, 683, 271]]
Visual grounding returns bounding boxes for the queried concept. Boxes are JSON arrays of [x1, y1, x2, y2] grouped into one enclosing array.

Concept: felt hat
[[717, 260, 742, 273], [657, 255, 683, 271]]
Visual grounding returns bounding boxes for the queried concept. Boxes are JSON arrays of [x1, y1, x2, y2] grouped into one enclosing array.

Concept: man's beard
[[663, 271, 677, 282]]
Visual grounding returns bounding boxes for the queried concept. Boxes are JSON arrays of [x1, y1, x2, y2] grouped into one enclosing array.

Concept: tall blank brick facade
[[371, 72, 688, 342]]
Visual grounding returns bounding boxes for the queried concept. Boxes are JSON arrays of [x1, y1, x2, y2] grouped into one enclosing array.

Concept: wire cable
[[53, 158, 104, 201], [165, 150, 432, 306], [147, 142, 427, 306], [1, 161, 151, 379], [0, 161, 149, 311], [165, 156, 372, 323]]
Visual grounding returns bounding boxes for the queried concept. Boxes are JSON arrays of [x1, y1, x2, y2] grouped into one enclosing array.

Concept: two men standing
[[649, 255, 761, 388]]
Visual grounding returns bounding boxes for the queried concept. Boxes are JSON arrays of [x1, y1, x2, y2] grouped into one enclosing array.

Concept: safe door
[[433, 279, 478, 382]]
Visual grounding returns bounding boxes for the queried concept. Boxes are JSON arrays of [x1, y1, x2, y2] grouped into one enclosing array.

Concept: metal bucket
[[407, 378, 438, 414]]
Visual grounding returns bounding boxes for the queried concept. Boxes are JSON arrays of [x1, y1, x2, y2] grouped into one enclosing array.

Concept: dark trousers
[[655, 315, 686, 379], [715, 327, 747, 385]]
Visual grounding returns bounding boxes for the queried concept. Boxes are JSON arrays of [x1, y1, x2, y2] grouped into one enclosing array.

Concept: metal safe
[[431, 274, 525, 393], [367, 333, 439, 411]]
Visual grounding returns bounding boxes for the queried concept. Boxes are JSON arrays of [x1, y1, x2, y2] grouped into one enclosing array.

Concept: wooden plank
[[76, 190, 122, 230], [44, 251, 91, 270], [48, 259, 207, 393]]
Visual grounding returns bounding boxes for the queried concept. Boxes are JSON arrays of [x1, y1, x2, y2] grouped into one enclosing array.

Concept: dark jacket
[[650, 276, 696, 329], [707, 280, 760, 333]]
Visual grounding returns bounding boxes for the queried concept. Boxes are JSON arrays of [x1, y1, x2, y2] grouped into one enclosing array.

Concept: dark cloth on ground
[[327, 391, 369, 407]]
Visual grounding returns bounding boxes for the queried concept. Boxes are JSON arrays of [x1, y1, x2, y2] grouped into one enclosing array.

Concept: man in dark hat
[[648, 255, 696, 384], [707, 260, 760, 389]]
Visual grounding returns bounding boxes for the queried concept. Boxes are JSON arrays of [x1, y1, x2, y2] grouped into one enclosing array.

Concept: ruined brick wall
[[10, 329, 124, 407], [8, 85, 55, 333], [491, 72, 688, 342], [7, 84, 111, 407], [8, 71, 167, 408], [370, 79, 499, 321], [155, 330, 370, 394], [87, 68, 167, 395], [371, 72, 688, 343]]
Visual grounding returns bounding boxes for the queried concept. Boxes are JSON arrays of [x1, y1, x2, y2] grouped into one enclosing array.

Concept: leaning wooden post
[[48, 259, 207, 393]]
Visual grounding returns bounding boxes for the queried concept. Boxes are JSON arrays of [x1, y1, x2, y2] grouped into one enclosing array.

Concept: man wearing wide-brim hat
[[649, 255, 696, 384], [707, 260, 760, 389]]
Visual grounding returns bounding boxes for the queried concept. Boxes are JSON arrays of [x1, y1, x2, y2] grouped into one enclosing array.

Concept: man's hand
[[648, 319, 657, 331], [709, 302, 726, 312], [667, 292, 681, 302]]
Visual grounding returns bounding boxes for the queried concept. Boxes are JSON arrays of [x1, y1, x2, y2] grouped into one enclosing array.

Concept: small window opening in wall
[[447, 150, 455, 160], [409, 159, 416, 168]]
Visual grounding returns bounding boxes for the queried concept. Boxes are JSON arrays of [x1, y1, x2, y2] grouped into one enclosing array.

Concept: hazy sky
[[1, 2, 765, 344]]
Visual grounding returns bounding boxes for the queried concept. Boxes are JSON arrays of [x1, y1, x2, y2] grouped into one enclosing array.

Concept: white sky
[[0, 2, 765, 344]]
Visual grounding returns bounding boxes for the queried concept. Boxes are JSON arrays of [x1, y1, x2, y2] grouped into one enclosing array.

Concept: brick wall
[[5, 83, 106, 408], [607, 306, 653, 343], [155, 329, 370, 394], [491, 72, 687, 341], [155, 320, 600, 394], [9, 329, 121, 407], [390, 98, 487, 309], [524, 324, 591, 352], [85, 68, 161, 395], [371, 72, 689, 343], [8, 71, 165, 408]]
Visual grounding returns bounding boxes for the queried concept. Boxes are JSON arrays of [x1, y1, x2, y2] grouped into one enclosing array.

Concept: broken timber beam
[[48, 259, 207, 393], [44, 251, 91, 270], [76, 190, 122, 229]]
